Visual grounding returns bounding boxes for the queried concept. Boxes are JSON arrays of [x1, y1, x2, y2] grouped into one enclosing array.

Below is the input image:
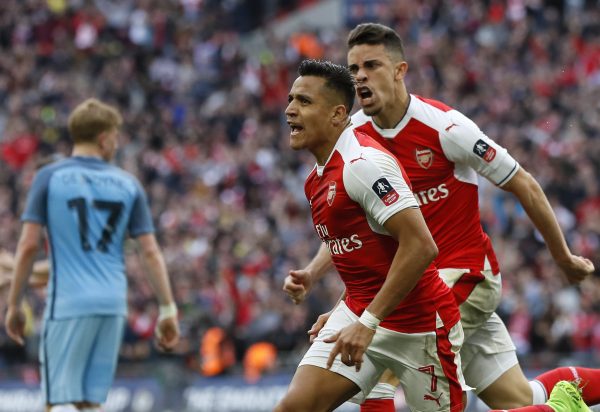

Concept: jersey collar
[[369, 94, 414, 139], [316, 124, 354, 177]]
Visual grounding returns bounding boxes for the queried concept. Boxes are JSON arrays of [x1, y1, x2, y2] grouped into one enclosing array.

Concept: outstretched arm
[[502, 168, 594, 283]]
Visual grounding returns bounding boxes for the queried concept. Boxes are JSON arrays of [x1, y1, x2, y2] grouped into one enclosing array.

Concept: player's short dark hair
[[298, 59, 355, 114], [347, 23, 405, 60]]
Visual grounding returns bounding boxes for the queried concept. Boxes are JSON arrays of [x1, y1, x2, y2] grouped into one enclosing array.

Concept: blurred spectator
[[243, 341, 277, 383], [199, 326, 236, 377]]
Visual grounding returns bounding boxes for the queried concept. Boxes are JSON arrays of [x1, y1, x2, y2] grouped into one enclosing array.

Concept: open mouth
[[288, 123, 304, 135], [357, 87, 373, 100]]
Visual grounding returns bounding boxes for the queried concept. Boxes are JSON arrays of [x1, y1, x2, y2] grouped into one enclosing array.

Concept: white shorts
[[439, 268, 517, 393], [459, 312, 518, 393], [438, 267, 502, 334], [299, 301, 467, 411]]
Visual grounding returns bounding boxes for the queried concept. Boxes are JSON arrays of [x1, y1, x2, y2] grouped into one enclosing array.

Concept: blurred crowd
[[0, 0, 599, 384]]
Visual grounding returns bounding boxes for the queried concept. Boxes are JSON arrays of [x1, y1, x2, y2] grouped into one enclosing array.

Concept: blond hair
[[67, 98, 123, 143]]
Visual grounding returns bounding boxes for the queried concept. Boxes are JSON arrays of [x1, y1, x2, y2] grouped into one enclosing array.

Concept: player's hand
[[308, 310, 332, 343], [283, 269, 313, 304], [5, 305, 26, 346], [324, 321, 375, 372], [557, 255, 595, 284], [155, 317, 180, 351]]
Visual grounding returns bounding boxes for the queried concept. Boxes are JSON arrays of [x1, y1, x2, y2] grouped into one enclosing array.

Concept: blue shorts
[[40, 315, 125, 405]]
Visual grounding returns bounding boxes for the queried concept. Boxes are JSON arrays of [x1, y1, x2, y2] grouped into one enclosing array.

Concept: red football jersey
[[305, 127, 459, 333], [352, 95, 520, 273]]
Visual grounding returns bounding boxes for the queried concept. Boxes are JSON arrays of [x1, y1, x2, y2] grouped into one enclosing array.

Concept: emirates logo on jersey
[[326, 181, 336, 206], [315, 224, 363, 255], [414, 183, 449, 206], [415, 148, 433, 169]]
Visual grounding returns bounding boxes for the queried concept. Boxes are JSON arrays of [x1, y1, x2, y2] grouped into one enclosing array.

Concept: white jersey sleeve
[[440, 110, 520, 186], [344, 147, 418, 227]]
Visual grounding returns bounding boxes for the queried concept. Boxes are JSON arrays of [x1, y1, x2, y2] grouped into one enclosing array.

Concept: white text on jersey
[[413, 183, 449, 206], [315, 224, 363, 255]]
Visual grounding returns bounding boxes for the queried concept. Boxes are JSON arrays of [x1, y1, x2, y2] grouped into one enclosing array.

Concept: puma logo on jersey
[[350, 154, 366, 164], [423, 393, 442, 407], [445, 122, 458, 131]]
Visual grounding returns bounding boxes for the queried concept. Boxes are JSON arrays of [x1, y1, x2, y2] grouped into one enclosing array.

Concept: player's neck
[[313, 121, 351, 166], [313, 136, 337, 166], [372, 90, 410, 130], [72, 143, 103, 160]]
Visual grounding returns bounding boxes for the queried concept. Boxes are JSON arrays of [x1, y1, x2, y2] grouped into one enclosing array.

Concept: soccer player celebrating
[[275, 59, 466, 412], [5, 99, 180, 412], [284, 23, 599, 411]]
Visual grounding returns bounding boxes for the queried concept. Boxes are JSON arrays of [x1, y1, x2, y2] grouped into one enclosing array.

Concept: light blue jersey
[[22, 156, 154, 320]]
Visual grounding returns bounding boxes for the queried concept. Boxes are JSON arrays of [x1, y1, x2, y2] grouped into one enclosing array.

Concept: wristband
[[158, 302, 178, 321], [358, 310, 380, 330]]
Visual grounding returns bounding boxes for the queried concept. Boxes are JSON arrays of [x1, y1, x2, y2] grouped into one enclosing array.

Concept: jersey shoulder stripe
[[351, 110, 371, 128], [409, 95, 457, 134], [413, 95, 454, 112]]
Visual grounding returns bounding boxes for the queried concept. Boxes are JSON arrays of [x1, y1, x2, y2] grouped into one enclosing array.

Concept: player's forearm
[[506, 171, 571, 262], [366, 240, 437, 321], [523, 194, 570, 262], [137, 235, 176, 306], [7, 246, 37, 308], [142, 250, 175, 306], [305, 242, 334, 282]]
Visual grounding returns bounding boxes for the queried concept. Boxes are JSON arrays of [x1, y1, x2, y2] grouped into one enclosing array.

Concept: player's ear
[[395, 61, 408, 80], [331, 104, 348, 127], [97, 131, 108, 149]]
